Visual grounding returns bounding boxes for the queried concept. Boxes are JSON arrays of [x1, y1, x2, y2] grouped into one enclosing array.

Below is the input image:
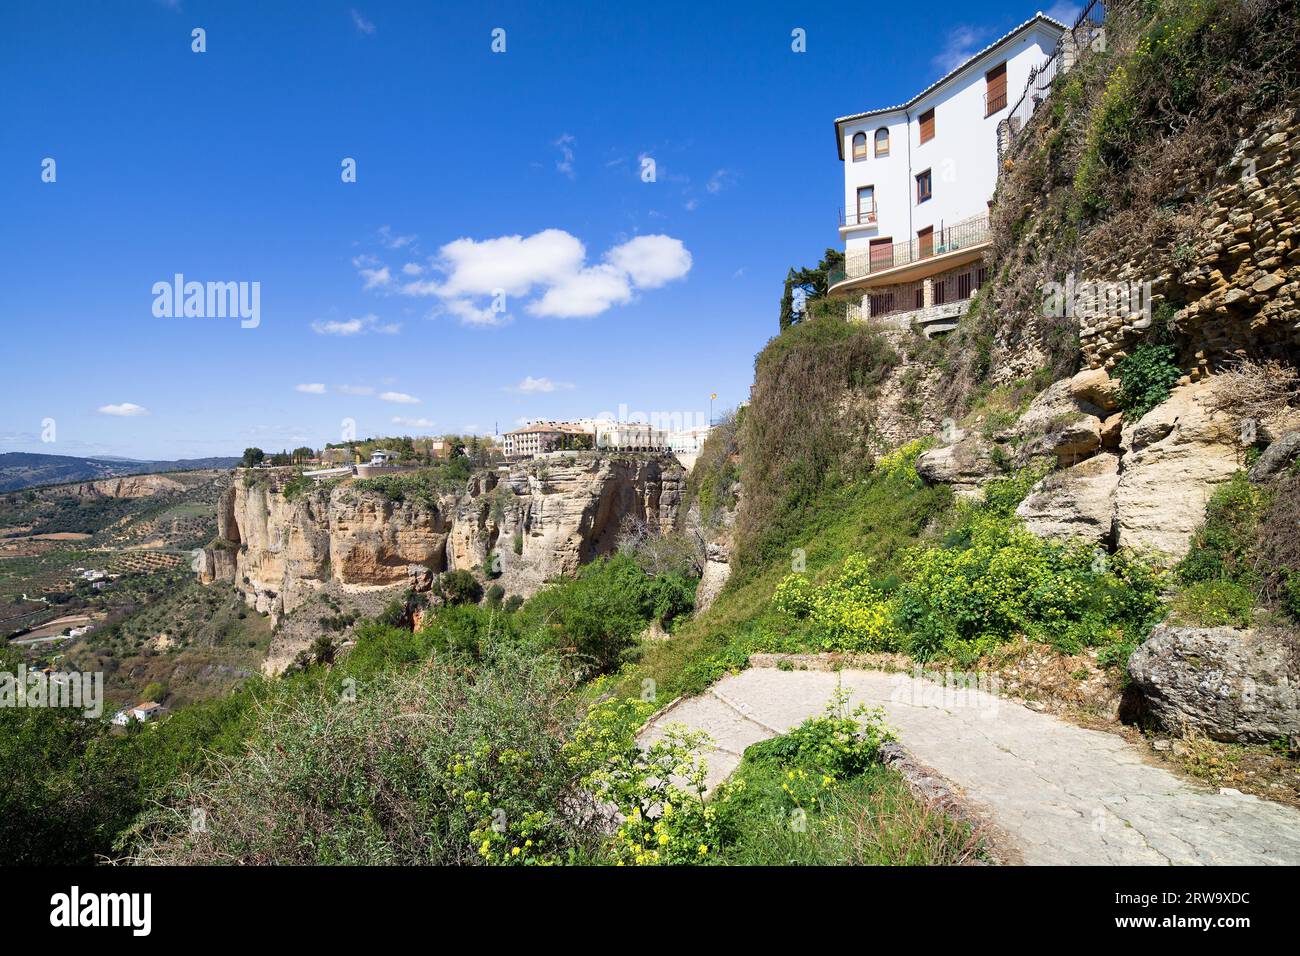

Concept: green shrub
[[435, 570, 483, 606], [520, 554, 691, 674], [1176, 473, 1263, 586], [1116, 343, 1182, 419], [741, 691, 893, 779], [281, 472, 312, 502], [775, 512, 1166, 665], [354, 464, 469, 506], [1170, 579, 1254, 628], [127, 649, 604, 865], [565, 697, 727, 865]]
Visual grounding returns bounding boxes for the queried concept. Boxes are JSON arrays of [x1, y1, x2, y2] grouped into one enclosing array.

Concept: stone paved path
[[639, 667, 1300, 865]]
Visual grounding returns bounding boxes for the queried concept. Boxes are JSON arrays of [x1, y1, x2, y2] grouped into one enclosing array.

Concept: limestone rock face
[[1127, 624, 1300, 743], [1249, 430, 1300, 481], [201, 455, 685, 646], [915, 437, 1000, 497], [1067, 368, 1122, 412], [50, 473, 188, 500], [1010, 374, 1108, 464], [1015, 453, 1119, 545], [1114, 379, 1243, 561]]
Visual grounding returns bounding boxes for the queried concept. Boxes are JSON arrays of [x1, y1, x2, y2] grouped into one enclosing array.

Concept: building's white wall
[[840, 23, 1060, 258]]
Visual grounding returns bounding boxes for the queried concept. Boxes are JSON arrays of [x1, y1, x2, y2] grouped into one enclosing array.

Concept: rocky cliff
[[198, 453, 684, 646]]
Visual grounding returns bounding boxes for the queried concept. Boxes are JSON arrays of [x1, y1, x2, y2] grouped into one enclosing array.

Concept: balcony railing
[[831, 214, 991, 284], [1003, 0, 1107, 156], [839, 203, 878, 228], [984, 88, 1008, 116]]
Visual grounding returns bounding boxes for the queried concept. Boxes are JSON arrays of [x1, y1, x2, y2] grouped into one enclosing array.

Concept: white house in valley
[[830, 12, 1065, 335]]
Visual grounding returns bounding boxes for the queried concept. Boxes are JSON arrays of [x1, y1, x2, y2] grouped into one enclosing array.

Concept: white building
[[667, 425, 712, 457], [594, 421, 668, 452], [369, 449, 396, 466], [830, 12, 1065, 335], [112, 701, 163, 726], [503, 421, 592, 458]]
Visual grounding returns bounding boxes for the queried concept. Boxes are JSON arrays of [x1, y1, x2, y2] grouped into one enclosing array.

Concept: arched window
[[875, 128, 890, 157], [851, 132, 868, 161]]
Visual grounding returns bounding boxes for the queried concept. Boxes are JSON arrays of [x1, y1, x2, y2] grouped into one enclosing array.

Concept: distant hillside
[[0, 452, 239, 493]]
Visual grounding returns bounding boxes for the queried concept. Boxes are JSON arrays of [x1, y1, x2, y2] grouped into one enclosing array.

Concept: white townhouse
[[830, 12, 1066, 335]]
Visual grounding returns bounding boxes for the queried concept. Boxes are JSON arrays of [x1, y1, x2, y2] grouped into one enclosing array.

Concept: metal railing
[[1003, 0, 1107, 156], [832, 214, 991, 283], [984, 88, 1008, 116], [839, 203, 878, 227]]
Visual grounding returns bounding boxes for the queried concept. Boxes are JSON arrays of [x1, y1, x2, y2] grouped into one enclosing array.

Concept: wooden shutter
[[869, 237, 893, 271], [985, 62, 1007, 116], [919, 108, 935, 144], [917, 226, 934, 259]]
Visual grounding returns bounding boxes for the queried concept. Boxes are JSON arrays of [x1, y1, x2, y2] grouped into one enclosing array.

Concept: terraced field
[[0, 468, 270, 706]]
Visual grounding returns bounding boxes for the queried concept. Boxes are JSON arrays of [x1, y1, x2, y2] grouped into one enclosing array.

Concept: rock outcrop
[[1015, 452, 1119, 545], [199, 454, 685, 666], [1114, 378, 1243, 560], [914, 435, 1001, 498], [1249, 430, 1300, 481], [917, 369, 1247, 561], [48, 473, 189, 500], [1127, 624, 1300, 744], [1008, 375, 1109, 465]]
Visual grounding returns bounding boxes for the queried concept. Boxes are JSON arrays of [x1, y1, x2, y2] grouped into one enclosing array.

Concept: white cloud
[[392, 416, 435, 428], [98, 403, 148, 417], [379, 391, 420, 404], [312, 318, 364, 336], [312, 314, 400, 336], [932, 25, 988, 73], [706, 168, 737, 194], [507, 376, 575, 394], [350, 9, 375, 35], [360, 265, 392, 289], [529, 263, 633, 318], [401, 262, 425, 276], [442, 298, 511, 327], [554, 133, 576, 179], [604, 235, 692, 289], [377, 225, 415, 249], [433, 229, 587, 298], [338, 384, 375, 396], [295, 383, 327, 394], [391, 229, 692, 324]]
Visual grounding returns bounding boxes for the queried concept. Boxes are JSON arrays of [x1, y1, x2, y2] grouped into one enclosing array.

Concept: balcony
[[984, 88, 1008, 117], [829, 214, 991, 291], [838, 203, 878, 229]]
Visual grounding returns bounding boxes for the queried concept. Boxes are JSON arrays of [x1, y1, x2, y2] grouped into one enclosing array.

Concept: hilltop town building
[[830, 13, 1064, 336]]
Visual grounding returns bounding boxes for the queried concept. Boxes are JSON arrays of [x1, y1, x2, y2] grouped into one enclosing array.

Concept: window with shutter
[[852, 132, 868, 161], [919, 108, 935, 144], [915, 169, 932, 204], [917, 226, 934, 259], [874, 128, 890, 156], [985, 62, 1007, 116]]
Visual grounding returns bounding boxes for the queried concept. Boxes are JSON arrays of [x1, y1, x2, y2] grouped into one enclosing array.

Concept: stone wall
[[1079, 98, 1300, 375]]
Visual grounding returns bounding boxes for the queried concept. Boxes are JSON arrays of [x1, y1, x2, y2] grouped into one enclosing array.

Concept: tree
[[241, 448, 265, 467], [779, 248, 845, 332], [291, 446, 315, 464]]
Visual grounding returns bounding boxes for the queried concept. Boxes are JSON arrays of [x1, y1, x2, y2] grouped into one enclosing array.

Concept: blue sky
[[0, 0, 1076, 460]]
